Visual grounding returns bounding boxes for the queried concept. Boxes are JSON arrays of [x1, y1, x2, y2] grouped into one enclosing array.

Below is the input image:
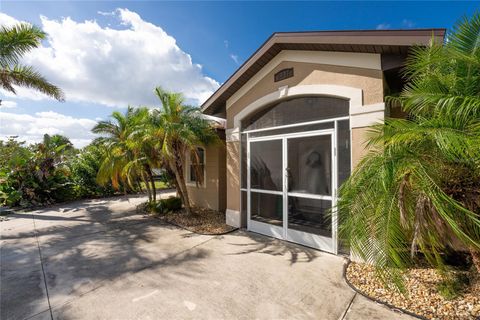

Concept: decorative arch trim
[[234, 84, 362, 128], [226, 84, 384, 141]]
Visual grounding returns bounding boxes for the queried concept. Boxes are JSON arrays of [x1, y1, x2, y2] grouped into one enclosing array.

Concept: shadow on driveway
[[1, 193, 211, 320]]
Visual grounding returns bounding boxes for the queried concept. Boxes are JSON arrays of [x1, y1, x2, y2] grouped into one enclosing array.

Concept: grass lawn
[[140, 181, 169, 190]]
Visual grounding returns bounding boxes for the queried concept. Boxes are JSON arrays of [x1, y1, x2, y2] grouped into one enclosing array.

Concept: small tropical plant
[[0, 23, 64, 100], [338, 13, 480, 288]]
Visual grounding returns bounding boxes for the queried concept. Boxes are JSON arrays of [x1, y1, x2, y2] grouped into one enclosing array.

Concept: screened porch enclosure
[[239, 96, 351, 253]]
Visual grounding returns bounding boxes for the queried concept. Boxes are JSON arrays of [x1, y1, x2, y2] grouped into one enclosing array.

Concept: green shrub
[[151, 196, 182, 214], [69, 143, 116, 198], [436, 271, 470, 300], [0, 136, 120, 208], [164, 196, 182, 211], [0, 136, 77, 207]]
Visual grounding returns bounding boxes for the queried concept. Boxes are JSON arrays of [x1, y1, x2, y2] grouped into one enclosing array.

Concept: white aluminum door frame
[[247, 129, 338, 254], [247, 136, 284, 239], [285, 132, 336, 253]]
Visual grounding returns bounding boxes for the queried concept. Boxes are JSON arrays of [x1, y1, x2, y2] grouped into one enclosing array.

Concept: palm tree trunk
[[464, 200, 480, 273], [176, 166, 191, 213], [150, 177, 157, 203], [172, 175, 184, 202], [169, 158, 192, 215], [166, 168, 182, 199], [145, 164, 156, 203], [142, 172, 152, 202]]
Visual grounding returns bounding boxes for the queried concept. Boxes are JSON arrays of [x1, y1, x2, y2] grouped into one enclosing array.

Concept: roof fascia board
[[201, 29, 446, 114]]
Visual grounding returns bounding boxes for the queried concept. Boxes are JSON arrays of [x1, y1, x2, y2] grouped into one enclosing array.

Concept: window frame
[[186, 147, 206, 188]]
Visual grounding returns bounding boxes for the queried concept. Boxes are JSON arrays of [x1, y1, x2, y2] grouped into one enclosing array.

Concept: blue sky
[[1, 1, 479, 146]]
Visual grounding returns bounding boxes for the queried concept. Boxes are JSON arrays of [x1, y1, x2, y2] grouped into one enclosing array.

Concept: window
[[187, 147, 205, 186], [241, 96, 349, 131]]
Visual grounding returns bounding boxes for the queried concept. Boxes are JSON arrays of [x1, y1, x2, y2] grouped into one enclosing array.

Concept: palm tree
[[125, 107, 160, 202], [337, 13, 480, 287], [92, 107, 154, 200], [33, 134, 74, 182], [0, 23, 64, 101], [152, 87, 220, 214]]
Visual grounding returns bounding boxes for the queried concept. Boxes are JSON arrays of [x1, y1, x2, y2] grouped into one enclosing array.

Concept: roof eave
[[201, 28, 446, 115]]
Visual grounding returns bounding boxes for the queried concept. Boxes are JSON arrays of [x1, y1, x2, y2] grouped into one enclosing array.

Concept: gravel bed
[[156, 207, 236, 235], [346, 262, 480, 320]]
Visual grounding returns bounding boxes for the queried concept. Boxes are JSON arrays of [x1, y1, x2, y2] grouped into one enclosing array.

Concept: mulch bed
[[346, 262, 480, 320], [154, 207, 237, 235]]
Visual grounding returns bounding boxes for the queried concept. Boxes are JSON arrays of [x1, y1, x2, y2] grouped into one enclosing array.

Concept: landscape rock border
[[157, 216, 239, 236], [343, 259, 426, 320]]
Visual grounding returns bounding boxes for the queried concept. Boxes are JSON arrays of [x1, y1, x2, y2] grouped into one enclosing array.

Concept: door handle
[[285, 168, 291, 192]]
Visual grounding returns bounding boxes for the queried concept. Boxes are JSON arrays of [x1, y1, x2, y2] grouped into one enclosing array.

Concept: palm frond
[[339, 13, 480, 291], [1, 65, 65, 101], [448, 13, 480, 57], [0, 23, 45, 67]]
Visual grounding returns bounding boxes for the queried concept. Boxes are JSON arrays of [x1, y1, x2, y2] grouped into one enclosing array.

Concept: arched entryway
[[239, 96, 351, 254]]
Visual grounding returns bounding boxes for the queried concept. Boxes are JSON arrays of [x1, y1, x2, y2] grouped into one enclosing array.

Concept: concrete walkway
[[1, 194, 414, 320]]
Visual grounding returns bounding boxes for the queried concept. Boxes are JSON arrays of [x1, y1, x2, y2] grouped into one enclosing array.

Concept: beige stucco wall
[[218, 143, 227, 211], [223, 57, 385, 224], [186, 143, 226, 211], [351, 127, 371, 168], [226, 61, 383, 129], [226, 140, 240, 212]]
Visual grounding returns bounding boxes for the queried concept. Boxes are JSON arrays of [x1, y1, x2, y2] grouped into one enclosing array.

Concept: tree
[[91, 89, 221, 212], [337, 13, 480, 287], [0, 136, 27, 168], [0, 137, 33, 206], [69, 141, 116, 198], [124, 107, 160, 202], [0, 23, 64, 101], [92, 107, 153, 200], [152, 87, 220, 214], [35, 134, 74, 165]]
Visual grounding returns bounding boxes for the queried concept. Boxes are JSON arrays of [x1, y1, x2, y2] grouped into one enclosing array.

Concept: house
[[187, 29, 446, 254]]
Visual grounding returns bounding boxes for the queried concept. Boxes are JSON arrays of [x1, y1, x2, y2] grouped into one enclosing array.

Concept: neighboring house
[[187, 29, 446, 255]]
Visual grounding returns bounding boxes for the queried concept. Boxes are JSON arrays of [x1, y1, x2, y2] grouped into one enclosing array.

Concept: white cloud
[[0, 12, 21, 27], [230, 54, 239, 65], [0, 111, 97, 148], [1, 86, 47, 101], [376, 23, 391, 30], [0, 100, 17, 109], [97, 10, 115, 16], [0, 9, 220, 107]]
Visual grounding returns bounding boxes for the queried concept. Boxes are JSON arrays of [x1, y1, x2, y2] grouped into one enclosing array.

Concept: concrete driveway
[[1, 194, 413, 320]]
